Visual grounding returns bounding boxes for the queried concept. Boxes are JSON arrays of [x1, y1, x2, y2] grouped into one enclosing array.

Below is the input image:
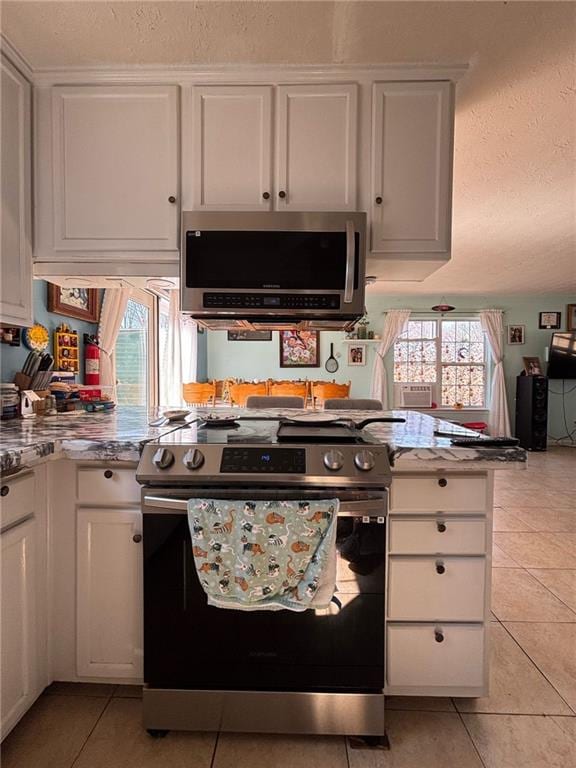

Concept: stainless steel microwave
[[180, 211, 366, 331]]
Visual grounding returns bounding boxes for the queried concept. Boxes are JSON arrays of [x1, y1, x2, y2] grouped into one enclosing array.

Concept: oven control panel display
[[220, 448, 306, 474]]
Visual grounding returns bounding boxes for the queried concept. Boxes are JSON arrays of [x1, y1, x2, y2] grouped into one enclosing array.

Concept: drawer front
[[388, 556, 485, 620], [389, 518, 486, 555], [77, 467, 139, 505], [390, 474, 488, 514], [0, 472, 35, 528], [387, 623, 485, 689]]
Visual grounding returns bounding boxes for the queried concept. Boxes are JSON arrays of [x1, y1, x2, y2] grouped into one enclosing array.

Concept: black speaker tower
[[515, 375, 548, 451]]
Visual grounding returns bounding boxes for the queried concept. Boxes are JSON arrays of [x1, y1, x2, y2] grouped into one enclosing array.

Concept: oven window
[[186, 231, 359, 290]]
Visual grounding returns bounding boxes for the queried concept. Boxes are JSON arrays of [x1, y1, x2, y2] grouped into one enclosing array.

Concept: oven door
[[142, 488, 386, 694]]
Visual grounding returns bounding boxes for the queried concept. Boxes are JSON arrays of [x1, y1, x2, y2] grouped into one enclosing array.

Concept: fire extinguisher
[[84, 334, 100, 385]]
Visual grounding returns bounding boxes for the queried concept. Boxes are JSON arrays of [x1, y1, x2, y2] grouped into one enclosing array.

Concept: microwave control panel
[[203, 293, 340, 310]]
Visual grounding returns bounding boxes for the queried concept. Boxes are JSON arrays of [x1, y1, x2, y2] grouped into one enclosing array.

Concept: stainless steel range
[[136, 417, 392, 740]]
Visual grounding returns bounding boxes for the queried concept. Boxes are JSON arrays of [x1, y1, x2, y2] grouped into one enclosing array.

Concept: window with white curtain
[[157, 295, 170, 406], [393, 318, 487, 408], [114, 289, 158, 407]]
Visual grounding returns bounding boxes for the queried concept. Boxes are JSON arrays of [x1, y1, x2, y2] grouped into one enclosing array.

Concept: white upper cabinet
[[276, 84, 358, 211], [0, 54, 32, 326], [189, 82, 358, 213], [49, 85, 179, 256], [371, 81, 454, 254], [192, 86, 273, 210]]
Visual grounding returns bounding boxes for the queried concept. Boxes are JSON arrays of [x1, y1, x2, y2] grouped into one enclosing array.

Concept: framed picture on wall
[[279, 330, 320, 368], [567, 304, 576, 331], [538, 311, 561, 330], [507, 325, 525, 345], [348, 344, 366, 366], [47, 283, 100, 323], [227, 331, 272, 341]]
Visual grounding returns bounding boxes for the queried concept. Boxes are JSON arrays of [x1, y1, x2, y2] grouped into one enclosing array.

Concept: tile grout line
[[209, 730, 221, 768], [69, 694, 114, 768], [454, 709, 489, 768], [490, 561, 576, 620], [499, 622, 576, 716]]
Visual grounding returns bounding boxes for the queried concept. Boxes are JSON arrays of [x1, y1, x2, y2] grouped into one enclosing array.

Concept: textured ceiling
[[1, 1, 575, 295]]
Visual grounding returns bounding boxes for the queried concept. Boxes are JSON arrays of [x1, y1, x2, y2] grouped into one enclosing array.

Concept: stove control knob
[[152, 448, 175, 470], [323, 449, 344, 471], [354, 450, 376, 472], [183, 448, 205, 471]]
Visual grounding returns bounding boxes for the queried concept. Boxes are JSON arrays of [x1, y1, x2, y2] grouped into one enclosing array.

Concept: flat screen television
[[547, 332, 576, 379]]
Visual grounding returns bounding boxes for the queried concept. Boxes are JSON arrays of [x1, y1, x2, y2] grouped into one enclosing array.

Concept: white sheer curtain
[[97, 287, 131, 400], [480, 309, 511, 436], [370, 310, 411, 408], [162, 290, 198, 407]]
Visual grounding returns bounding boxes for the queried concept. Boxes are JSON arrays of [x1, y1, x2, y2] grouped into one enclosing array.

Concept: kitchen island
[[0, 407, 525, 738], [0, 405, 526, 472]]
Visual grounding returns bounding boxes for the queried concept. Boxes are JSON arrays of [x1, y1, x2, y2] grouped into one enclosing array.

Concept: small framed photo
[[348, 344, 366, 366], [507, 325, 525, 345], [523, 356, 543, 376], [538, 311, 561, 330], [567, 304, 576, 331]]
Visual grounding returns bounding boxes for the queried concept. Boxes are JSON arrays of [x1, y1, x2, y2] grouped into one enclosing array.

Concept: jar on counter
[[0, 383, 20, 420]]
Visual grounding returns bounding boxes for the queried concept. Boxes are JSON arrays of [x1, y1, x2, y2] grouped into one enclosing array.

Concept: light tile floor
[[2, 448, 575, 767]]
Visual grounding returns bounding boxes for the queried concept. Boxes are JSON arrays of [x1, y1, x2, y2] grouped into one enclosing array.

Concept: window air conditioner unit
[[397, 383, 433, 408]]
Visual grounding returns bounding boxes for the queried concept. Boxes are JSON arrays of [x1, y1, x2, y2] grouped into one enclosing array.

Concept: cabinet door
[[371, 82, 453, 253], [1, 518, 36, 736], [77, 509, 142, 678], [276, 84, 357, 211], [192, 86, 273, 210], [0, 54, 32, 326], [52, 85, 179, 253]]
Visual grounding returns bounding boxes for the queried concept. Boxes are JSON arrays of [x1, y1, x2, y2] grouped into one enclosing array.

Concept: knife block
[[13, 372, 32, 391]]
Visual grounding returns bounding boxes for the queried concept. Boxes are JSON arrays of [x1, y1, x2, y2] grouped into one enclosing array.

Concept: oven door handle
[[142, 495, 386, 516]]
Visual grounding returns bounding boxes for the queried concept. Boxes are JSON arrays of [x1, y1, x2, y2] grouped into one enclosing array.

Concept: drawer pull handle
[[262, 191, 270, 200], [168, 195, 176, 204], [438, 478, 448, 487], [437, 522, 447, 533], [1, 485, 9, 497], [104, 470, 114, 479], [132, 534, 142, 543], [435, 562, 446, 575], [434, 630, 445, 643]]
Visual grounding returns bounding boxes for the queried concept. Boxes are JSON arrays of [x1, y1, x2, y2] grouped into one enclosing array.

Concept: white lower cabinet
[[387, 624, 485, 690], [76, 508, 143, 678], [1, 517, 38, 737], [385, 470, 492, 697]]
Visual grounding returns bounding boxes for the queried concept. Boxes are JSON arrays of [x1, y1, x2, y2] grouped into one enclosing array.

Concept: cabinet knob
[[262, 191, 270, 200], [375, 196, 383, 205], [1, 485, 9, 497], [434, 630, 445, 643], [438, 477, 448, 487], [104, 469, 114, 479], [435, 561, 446, 575], [278, 190, 287, 199], [437, 522, 447, 533], [168, 195, 176, 204], [133, 533, 142, 543]]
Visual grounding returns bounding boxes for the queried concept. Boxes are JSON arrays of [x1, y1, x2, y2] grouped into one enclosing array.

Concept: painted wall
[[206, 292, 576, 440], [0, 280, 100, 383]]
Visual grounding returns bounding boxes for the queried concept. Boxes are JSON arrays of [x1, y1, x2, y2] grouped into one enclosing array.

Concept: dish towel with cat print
[[187, 498, 339, 612]]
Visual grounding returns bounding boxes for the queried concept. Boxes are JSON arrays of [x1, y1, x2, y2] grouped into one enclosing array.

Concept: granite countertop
[[0, 406, 526, 475]]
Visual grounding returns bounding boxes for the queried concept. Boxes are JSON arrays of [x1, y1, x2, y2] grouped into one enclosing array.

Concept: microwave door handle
[[344, 220, 355, 304]]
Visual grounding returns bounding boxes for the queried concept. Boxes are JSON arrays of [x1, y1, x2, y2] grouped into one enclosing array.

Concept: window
[[394, 319, 487, 408], [115, 290, 157, 407], [157, 295, 170, 406]]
